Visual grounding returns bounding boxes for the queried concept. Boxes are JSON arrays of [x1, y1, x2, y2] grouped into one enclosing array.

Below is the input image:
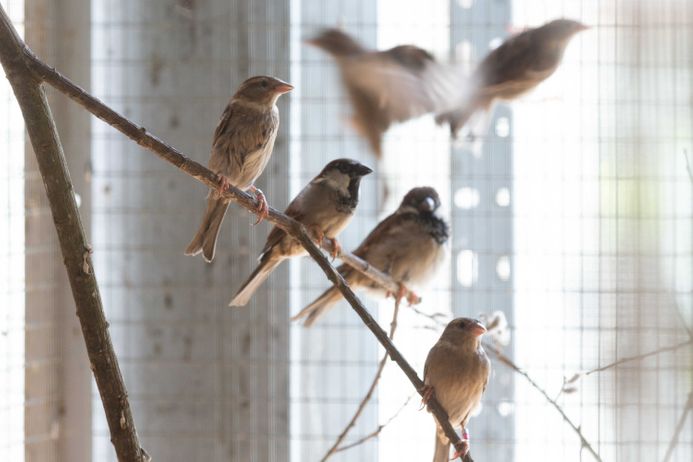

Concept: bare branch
[[334, 394, 415, 454], [662, 391, 693, 462], [684, 149, 693, 184], [321, 299, 402, 461], [584, 339, 693, 376], [0, 6, 147, 461], [483, 342, 603, 462], [6, 16, 468, 460]]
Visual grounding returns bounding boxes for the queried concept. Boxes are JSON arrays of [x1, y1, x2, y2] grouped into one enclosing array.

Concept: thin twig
[[584, 339, 693, 376], [11, 23, 468, 460], [321, 299, 402, 461], [662, 391, 693, 462], [684, 149, 693, 184], [0, 6, 148, 461], [483, 342, 603, 462], [334, 394, 415, 454]]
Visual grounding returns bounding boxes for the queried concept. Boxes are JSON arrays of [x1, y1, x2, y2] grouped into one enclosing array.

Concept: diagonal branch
[[0, 7, 148, 462], [662, 391, 692, 462], [484, 342, 602, 462], [334, 394, 415, 454], [584, 339, 693, 376], [1, 12, 467, 461], [321, 298, 402, 462]]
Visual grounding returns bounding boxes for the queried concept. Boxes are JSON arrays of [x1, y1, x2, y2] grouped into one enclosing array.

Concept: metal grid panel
[[91, 1, 290, 461]]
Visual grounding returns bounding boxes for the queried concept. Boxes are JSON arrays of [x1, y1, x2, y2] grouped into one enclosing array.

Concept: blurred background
[[0, 0, 691, 461]]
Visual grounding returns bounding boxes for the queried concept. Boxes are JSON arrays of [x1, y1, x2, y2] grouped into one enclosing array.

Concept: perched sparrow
[[436, 19, 588, 137], [292, 186, 448, 326], [307, 28, 456, 157], [228, 158, 372, 306], [185, 75, 293, 262], [423, 318, 491, 462]]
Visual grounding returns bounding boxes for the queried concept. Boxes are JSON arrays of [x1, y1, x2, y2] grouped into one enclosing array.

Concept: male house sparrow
[[307, 28, 455, 157], [228, 158, 372, 306], [292, 187, 449, 326], [185, 75, 293, 262], [436, 19, 588, 137], [423, 318, 491, 462]]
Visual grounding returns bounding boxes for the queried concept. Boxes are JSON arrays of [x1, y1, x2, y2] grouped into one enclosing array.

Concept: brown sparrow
[[228, 158, 372, 306], [423, 318, 491, 461], [292, 186, 448, 326], [436, 19, 588, 137], [185, 75, 293, 262], [307, 28, 456, 157]]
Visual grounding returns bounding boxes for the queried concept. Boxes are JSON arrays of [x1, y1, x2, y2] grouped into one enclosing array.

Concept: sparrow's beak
[[273, 81, 294, 94], [420, 197, 436, 212], [469, 320, 487, 337], [354, 164, 373, 176], [575, 23, 590, 32], [304, 37, 317, 46]]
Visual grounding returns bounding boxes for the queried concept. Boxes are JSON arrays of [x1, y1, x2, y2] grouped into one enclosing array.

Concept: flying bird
[[307, 28, 457, 157], [423, 317, 491, 462], [292, 186, 449, 326], [436, 19, 588, 137], [185, 75, 293, 262], [228, 158, 372, 306]]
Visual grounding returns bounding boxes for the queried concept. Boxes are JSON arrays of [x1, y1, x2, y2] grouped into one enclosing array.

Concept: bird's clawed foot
[[419, 384, 435, 410], [451, 429, 470, 460], [248, 185, 269, 225], [216, 174, 232, 195], [327, 237, 341, 260], [388, 283, 419, 306]]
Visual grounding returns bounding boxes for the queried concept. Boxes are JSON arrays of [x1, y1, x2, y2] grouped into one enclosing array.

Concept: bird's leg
[[450, 429, 470, 460], [247, 185, 269, 225], [419, 384, 435, 410]]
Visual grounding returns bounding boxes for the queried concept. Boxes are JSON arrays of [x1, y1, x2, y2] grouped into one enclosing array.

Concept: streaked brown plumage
[[424, 318, 490, 462], [185, 75, 292, 262], [307, 29, 456, 157], [229, 159, 372, 306], [292, 187, 448, 326], [436, 19, 588, 137]]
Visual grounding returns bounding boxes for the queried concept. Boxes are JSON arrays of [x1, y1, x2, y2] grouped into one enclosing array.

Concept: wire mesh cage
[[0, 0, 691, 462]]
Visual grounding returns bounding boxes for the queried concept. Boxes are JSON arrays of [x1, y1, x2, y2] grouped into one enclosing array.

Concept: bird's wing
[[260, 190, 306, 256], [209, 102, 276, 173], [475, 31, 544, 92], [351, 212, 408, 260], [342, 46, 458, 123]]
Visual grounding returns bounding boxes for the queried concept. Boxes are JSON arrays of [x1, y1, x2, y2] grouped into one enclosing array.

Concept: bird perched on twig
[[436, 19, 588, 138], [307, 28, 456, 158], [228, 158, 372, 307], [422, 317, 491, 462], [292, 186, 449, 327], [185, 75, 293, 262]]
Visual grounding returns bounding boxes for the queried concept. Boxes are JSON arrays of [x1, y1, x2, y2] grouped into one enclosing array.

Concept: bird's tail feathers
[[185, 196, 229, 262], [291, 267, 360, 327], [229, 255, 283, 307]]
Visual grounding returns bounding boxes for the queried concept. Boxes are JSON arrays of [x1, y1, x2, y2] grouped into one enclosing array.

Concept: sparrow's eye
[[261, 79, 269, 88]]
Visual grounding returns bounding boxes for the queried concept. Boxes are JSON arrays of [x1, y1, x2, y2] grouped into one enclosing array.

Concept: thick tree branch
[[0, 11, 466, 460], [0, 7, 148, 462], [321, 299, 402, 462]]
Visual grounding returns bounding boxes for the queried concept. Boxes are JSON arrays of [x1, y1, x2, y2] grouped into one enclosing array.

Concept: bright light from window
[[0, 1, 25, 461]]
